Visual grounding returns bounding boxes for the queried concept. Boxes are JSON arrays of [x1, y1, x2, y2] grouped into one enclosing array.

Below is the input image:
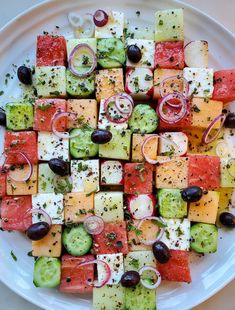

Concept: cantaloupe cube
[[32, 224, 62, 257], [155, 156, 188, 189], [132, 134, 158, 162], [95, 69, 124, 102], [67, 99, 98, 129], [64, 192, 94, 224], [220, 158, 235, 187], [191, 98, 223, 129], [188, 191, 220, 224], [93, 284, 125, 310], [6, 164, 37, 195], [153, 69, 183, 99]]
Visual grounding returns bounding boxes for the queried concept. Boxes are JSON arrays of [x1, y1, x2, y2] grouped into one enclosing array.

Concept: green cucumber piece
[[6, 102, 33, 130], [33, 257, 61, 288], [69, 128, 98, 158], [97, 38, 126, 68], [66, 69, 95, 98], [158, 189, 187, 218], [128, 104, 158, 133], [62, 224, 92, 256], [190, 223, 218, 253], [125, 284, 156, 310]]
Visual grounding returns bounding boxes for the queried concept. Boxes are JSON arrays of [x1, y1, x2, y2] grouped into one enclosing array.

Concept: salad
[[0, 7, 235, 310]]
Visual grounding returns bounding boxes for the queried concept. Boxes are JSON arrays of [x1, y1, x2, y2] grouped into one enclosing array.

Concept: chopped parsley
[[10, 250, 17, 261]]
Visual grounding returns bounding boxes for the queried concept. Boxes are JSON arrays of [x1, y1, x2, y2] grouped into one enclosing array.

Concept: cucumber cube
[[66, 38, 97, 58], [69, 128, 98, 158], [5, 102, 33, 130], [66, 70, 95, 98], [124, 251, 156, 271], [35, 66, 66, 98], [93, 284, 125, 310], [125, 23, 154, 40], [158, 189, 187, 218], [99, 129, 131, 160], [97, 38, 125, 68], [125, 285, 156, 310], [38, 163, 55, 193], [155, 9, 184, 42]]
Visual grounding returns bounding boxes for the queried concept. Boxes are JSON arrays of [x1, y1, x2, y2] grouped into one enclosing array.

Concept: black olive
[[17, 66, 32, 85], [181, 186, 203, 202], [152, 241, 171, 264], [91, 129, 112, 144], [0, 110, 6, 126], [127, 45, 142, 63], [219, 212, 235, 228], [224, 113, 235, 128], [26, 222, 50, 240], [48, 158, 69, 176], [121, 271, 140, 287]]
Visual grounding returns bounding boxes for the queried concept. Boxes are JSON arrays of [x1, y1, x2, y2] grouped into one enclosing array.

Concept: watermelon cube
[[188, 155, 220, 190], [93, 221, 128, 255], [213, 70, 235, 103], [36, 35, 67, 67], [60, 254, 94, 293], [154, 41, 184, 69], [124, 162, 153, 194], [157, 250, 191, 283], [0, 196, 32, 231], [4, 131, 38, 164], [33, 99, 67, 131], [0, 168, 6, 197]]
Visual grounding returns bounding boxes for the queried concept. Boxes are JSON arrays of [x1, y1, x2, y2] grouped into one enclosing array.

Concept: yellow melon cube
[[67, 99, 98, 129], [188, 191, 220, 224], [191, 98, 223, 129], [6, 164, 37, 195], [32, 225, 62, 257], [155, 156, 188, 189], [132, 134, 158, 162], [216, 188, 234, 226], [153, 68, 183, 99], [95, 69, 124, 102], [64, 192, 94, 224]]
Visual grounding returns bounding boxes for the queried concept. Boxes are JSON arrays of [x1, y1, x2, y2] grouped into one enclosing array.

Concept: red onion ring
[[160, 75, 189, 99], [22, 208, 52, 228], [68, 43, 97, 77], [202, 113, 226, 144], [93, 10, 109, 27], [137, 216, 165, 245], [115, 93, 134, 114], [215, 141, 230, 157], [139, 266, 161, 289], [84, 215, 104, 235], [158, 92, 187, 124], [226, 158, 235, 178], [75, 259, 111, 288], [51, 112, 80, 139]]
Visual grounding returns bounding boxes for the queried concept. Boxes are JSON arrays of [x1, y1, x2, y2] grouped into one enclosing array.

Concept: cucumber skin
[[33, 257, 61, 288], [66, 70, 95, 98], [158, 189, 187, 219], [62, 224, 92, 256], [190, 223, 218, 253], [128, 104, 158, 134], [6, 102, 33, 131], [69, 128, 98, 158], [97, 38, 126, 69]]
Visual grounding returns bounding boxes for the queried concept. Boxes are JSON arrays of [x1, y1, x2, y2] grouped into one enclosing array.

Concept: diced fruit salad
[[0, 7, 235, 310]]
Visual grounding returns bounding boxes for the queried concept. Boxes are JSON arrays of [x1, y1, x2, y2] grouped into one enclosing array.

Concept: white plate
[[0, 0, 234, 309]]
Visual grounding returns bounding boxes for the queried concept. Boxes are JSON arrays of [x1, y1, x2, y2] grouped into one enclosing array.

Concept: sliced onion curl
[[76, 259, 111, 288], [215, 141, 230, 157], [84, 215, 104, 235], [93, 10, 109, 27], [22, 208, 52, 228], [226, 158, 235, 178], [139, 266, 162, 289], [68, 43, 97, 77], [68, 13, 94, 38], [68, 12, 84, 28], [202, 113, 226, 144], [141, 135, 178, 164], [3, 151, 33, 182], [160, 75, 189, 99], [51, 112, 80, 139], [137, 216, 166, 245], [158, 92, 187, 124]]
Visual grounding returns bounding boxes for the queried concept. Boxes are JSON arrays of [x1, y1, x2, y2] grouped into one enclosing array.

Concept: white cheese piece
[[126, 39, 155, 69], [97, 253, 124, 285], [101, 160, 123, 185], [95, 11, 124, 39], [159, 132, 188, 156]]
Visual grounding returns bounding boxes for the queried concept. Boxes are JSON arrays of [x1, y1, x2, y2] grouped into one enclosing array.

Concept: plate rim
[[0, 0, 234, 309]]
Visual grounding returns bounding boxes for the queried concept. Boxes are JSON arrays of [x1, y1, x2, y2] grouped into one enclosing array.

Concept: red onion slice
[[137, 216, 166, 245], [139, 266, 162, 290], [22, 208, 52, 229], [115, 93, 134, 114], [160, 75, 189, 99], [202, 113, 226, 144], [51, 112, 80, 139], [93, 10, 109, 27], [84, 215, 105, 235], [226, 158, 235, 178], [158, 92, 187, 124], [75, 259, 111, 288], [68, 43, 97, 77]]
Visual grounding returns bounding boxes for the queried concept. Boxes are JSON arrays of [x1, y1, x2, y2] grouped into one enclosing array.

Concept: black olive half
[[152, 241, 171, 264], [48, 158, 69, 176], [91, 129, 112, 144], [17, 66, 32, 85], [219, 212, 235, 228], [26, 222, 50, 240], [121, 271, 140, 287], [181, 186, 203, 202]]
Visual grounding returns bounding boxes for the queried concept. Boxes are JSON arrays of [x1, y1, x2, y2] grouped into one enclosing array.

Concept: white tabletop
[[0, 0, 234, 309]]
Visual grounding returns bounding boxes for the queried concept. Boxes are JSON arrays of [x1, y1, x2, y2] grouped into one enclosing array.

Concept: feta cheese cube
[[71, 159, 99, 193], [158, 132, 188, 156], [126, 39, 155, 69], [161, 218, 191, 251], [66, 38, 97, 58], [95, 11, 124, 39], [97, 253, 124, 284], [35, 66, 66, 98], [101, 160, 124, 185], [32, 193, 64, 224], [183, 68, 214, 98], [38, 132, 69, 161]]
